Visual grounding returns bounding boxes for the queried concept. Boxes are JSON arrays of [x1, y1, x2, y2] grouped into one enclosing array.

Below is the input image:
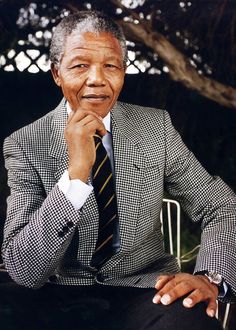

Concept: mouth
[[82, 94, 110, 101]]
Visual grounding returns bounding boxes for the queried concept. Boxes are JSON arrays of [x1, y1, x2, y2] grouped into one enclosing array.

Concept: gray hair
[[49, 10, 128, 67]]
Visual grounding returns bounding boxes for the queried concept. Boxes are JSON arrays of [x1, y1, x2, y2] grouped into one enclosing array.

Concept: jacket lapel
[[111, 102, 146, 254]]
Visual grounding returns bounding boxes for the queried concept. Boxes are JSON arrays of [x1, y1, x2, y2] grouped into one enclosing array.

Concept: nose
[[86, 65, 106, 87]]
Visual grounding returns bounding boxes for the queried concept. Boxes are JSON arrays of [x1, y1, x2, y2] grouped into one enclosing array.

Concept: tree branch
[[111, 0, 236, 109], [124, 21, 236, 109]]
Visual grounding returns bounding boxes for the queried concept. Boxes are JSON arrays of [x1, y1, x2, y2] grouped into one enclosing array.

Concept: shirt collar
[[66, 102, 111, 133]]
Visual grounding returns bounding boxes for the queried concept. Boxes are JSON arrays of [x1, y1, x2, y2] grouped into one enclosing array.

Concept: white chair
[[160, 198, 181, 267], [160, 198, 230, 330]]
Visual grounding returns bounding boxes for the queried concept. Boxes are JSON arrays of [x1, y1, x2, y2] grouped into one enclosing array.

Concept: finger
[[96, 125, 107, 137], [156, 276, 178, 295], [66, 112, 106, 137], [206, 298, 218, 318], [154, 273, 199, 305], [157, 280, 194, 305], [81, 120, 106, 138], [67, 111, 106, 137], [155, 274, 175, 290], [74, 114, 103, 128], [182, 286, 218, 318], [153, 275, 177, 304], [182, 288, 206, 308], [67, 110, 76, 124], [182, 290, 217, 317], [69, 109, 102, 124]]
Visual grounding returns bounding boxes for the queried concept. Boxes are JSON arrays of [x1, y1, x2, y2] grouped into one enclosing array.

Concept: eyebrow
[[67, 54, 122, 63]]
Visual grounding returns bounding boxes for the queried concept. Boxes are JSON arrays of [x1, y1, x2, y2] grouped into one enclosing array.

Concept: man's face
[[51, 31, 126, 117]]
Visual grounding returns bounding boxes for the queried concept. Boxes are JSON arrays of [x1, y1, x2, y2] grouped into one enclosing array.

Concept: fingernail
[[152, 295, 161, 304], [208, 309, 215, 318], [155, 280, 161, 289], [161, 294, 170, 305], [183, 298, 193, 307]]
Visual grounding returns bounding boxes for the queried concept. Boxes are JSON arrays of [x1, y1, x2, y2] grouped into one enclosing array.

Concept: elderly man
[[1, 10, 235, 330]]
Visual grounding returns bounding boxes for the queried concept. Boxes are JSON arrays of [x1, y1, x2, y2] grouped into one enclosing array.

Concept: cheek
[[61, 78, 81, 94], [111, 76, 125, 95]]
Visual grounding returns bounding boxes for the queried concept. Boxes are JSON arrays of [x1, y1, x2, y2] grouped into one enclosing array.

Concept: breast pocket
[[143, 162, 164, 205]]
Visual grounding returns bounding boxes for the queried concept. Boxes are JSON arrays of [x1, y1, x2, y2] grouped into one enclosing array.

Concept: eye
[[69, 63, 88, 69], [105, 63, 118, 69]]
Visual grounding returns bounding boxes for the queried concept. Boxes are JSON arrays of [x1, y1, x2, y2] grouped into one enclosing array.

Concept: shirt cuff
[[57, 170, 93, 210], [219, 281, 229, 299]]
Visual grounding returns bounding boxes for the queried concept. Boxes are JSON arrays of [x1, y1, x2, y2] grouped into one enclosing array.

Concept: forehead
[[63, 31, 123, 59]]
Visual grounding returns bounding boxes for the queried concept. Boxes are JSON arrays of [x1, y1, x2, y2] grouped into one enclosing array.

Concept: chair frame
[[160, 198, 231, 330], [160, 198, 181, 267]]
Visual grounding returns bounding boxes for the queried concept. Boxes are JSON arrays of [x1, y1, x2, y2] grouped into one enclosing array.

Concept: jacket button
[[67, 221, 74, 228], [96, 274, 108, 282], [96, 274, 104, 282], [63, 226, 69, 233], [49, 275, 57, 282]]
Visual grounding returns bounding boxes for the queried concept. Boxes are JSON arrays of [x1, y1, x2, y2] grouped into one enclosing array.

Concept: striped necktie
[[90, 133, 119, 267]]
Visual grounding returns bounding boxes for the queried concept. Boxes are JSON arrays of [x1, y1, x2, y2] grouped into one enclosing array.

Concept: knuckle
[[159, 275, 168, 280], [64, 126, 74, 138], [209, 299, 217, 306], [197, 287, 207, 297], [181, 281, 192, 291], [65, 125, 89, 140], [157, 289, 164, 296], [169, 287, 178, 298]]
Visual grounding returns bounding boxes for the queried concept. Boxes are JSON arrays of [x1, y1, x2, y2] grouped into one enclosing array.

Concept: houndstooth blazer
[[2, 99, 236, 302]]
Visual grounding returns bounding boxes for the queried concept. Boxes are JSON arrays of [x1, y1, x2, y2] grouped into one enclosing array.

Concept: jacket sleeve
[[163, 111, 236, 302], [2, 136, 82, 288]]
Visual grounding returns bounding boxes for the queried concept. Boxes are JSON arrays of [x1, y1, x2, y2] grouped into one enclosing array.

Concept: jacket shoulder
[[4, 99, 66, 150], [117, 101, 165, 119], [116, 101, 171, 134]]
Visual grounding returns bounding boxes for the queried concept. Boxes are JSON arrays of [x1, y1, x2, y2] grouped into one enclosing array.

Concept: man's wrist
[[195, 271, 228, 298], [68, 165, 90, 182]]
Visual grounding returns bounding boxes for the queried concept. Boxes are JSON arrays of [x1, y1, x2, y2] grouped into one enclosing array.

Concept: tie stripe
[[104, 194, 115, 209], [93, 154, 108, 179], [90, 133, 119, 268], [98, 173, 113, 195], [94, 234, 113, 253], [100, 214, 117, 232]]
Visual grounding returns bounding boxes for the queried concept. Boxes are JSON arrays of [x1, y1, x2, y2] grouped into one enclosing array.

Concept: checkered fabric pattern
[[2, 99, 236, 303]]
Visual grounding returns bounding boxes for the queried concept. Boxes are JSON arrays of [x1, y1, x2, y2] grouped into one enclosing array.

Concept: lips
[[82, 94, 109, 100]]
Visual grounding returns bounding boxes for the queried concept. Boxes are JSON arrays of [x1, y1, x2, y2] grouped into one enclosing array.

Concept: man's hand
[[65, 109, 107, 182], [153, 273, 219, 317]]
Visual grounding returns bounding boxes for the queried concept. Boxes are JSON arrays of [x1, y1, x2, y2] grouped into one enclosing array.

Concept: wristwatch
[[205, 271, 223, 287]]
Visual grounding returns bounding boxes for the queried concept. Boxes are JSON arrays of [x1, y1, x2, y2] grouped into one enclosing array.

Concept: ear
[[50, 63, 61, 87]]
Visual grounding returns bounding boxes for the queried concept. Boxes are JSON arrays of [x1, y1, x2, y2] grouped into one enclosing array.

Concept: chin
[[86, 103, 112, 116]]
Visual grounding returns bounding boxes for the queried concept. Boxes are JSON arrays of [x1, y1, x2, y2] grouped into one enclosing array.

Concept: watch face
[[207, 272, 222, 286]]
